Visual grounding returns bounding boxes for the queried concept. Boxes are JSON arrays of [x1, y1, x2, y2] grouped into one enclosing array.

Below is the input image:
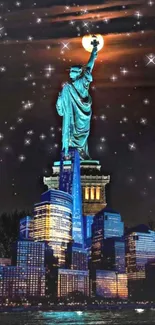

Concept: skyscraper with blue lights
[[92, 207, 124, 268], [59, 148, 84, 247]]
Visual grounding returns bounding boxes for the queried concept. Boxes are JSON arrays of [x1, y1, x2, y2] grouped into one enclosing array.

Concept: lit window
[[91, 187, 95, 200], [85, 187, 89, 200], [96, 186, 100, 200]]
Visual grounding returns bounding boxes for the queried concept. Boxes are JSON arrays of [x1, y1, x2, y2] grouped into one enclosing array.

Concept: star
[[110, 75, 118, 82], [18, 155, 26, 162], [146, 54, 155, 66], [44, 65, 55, 74], [0, 66, 6, 72], [24, 138, 31, 146], [100, 115, 106, 120], [39, 134, 46, 140], [134, 11, 142, 19], [61, 42, 70, 50], [143, 98, 149, 105], [128, 143, 136, 151], [100, 137, 106, 142], [36, 18, 42, 24], [22, 101, 34, 110], [17, 117, 23, 123], [122, 117, 128, 123], [120, 67, 128, 75], [27, 130, 34, 135], [148, 0, 154, 5], [15, 1, 21, 7], [103, 18, 110, 24], [0, 133, 4, 140], [140, 117, 147, 125]]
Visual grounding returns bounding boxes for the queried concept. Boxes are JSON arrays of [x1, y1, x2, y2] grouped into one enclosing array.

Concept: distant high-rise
[[92, 208, 124, 268], [125, 225, 155, 280], [0, 266, 45, 298], [12, 241, 45, 268], [33, 189, 72, 266], [66, 242, 88, 271], [102, 237, 126, 273], [0, 241, 45, 298], [19, 216, 33, 240]]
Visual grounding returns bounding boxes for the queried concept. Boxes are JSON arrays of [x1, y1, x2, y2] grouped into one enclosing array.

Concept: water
[[0, 310, 155, 325]]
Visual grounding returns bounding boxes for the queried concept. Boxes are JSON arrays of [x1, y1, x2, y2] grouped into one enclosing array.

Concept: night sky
[[0, 0, 155, 226]]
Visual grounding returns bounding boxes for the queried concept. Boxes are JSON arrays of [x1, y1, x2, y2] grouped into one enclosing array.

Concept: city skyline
[[0, 0, 155, 226]]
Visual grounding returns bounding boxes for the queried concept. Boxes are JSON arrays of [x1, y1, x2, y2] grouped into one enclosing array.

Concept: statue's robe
[[56, 67, 93, 158]]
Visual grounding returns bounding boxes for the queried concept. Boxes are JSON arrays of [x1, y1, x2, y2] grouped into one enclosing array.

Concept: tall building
[[44, 160, 110, 216], [95, 270, 128, 299], [0, 266, 45, 298], [58, 269, 89, 298], [83, 215, 94, 242], [92, 208, 124, 268], [19, 216, 33, 240], [145, 261, 155, 300], [12, 241, 45, 268], [125, 225, 155, 280], [125, 225, 155, 300], [59, 148, 84, 246], [66, 242, 88, 271], [102, 237, 126, 273], [33, 189, 72, 266]]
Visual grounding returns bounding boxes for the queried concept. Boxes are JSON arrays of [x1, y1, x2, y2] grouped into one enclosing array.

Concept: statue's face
[[69, 70, 81, 81]]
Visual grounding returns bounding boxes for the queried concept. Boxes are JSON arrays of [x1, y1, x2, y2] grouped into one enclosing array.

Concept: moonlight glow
[[82, 34, 104, 53]]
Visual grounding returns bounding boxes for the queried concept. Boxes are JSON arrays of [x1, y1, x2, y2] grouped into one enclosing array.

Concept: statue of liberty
[[56, 39, 98, 160]]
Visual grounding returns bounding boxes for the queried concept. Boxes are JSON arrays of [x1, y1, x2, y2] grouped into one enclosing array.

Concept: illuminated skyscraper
[[125, 225, 155, 300], [102, 237, 126, 273], [126, 225, 155, 280], [0, 266, 45, 298], [12, 241, 45, 268], [19, 216, 33, 240], [59, 148, 83, 246], [66, 242, 88, 271], [92, 208, 124, 268], [33, 189, 72, 266]]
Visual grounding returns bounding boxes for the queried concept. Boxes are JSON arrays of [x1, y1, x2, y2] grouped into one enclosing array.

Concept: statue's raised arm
[[86, 46, 98, 72]]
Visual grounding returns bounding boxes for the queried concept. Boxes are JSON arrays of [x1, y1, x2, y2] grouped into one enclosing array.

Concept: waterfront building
[[12, 241, 45, 268], [19, 216, 33, 240], [57, 269, 89, 298], [92, 208, 124, 268], [125, 225, 155, 300], [95, 270, 128, 299], [145, 261, 155, 300], [43, 160, 110, 217], [0, 266, 45, 298], [33, 189, 72, 266], [103, 237, 126, 273], [125, 225, 155, 280]]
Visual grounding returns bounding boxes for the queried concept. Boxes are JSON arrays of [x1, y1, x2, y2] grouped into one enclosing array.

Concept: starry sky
[[0, 0, 155, 226]]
